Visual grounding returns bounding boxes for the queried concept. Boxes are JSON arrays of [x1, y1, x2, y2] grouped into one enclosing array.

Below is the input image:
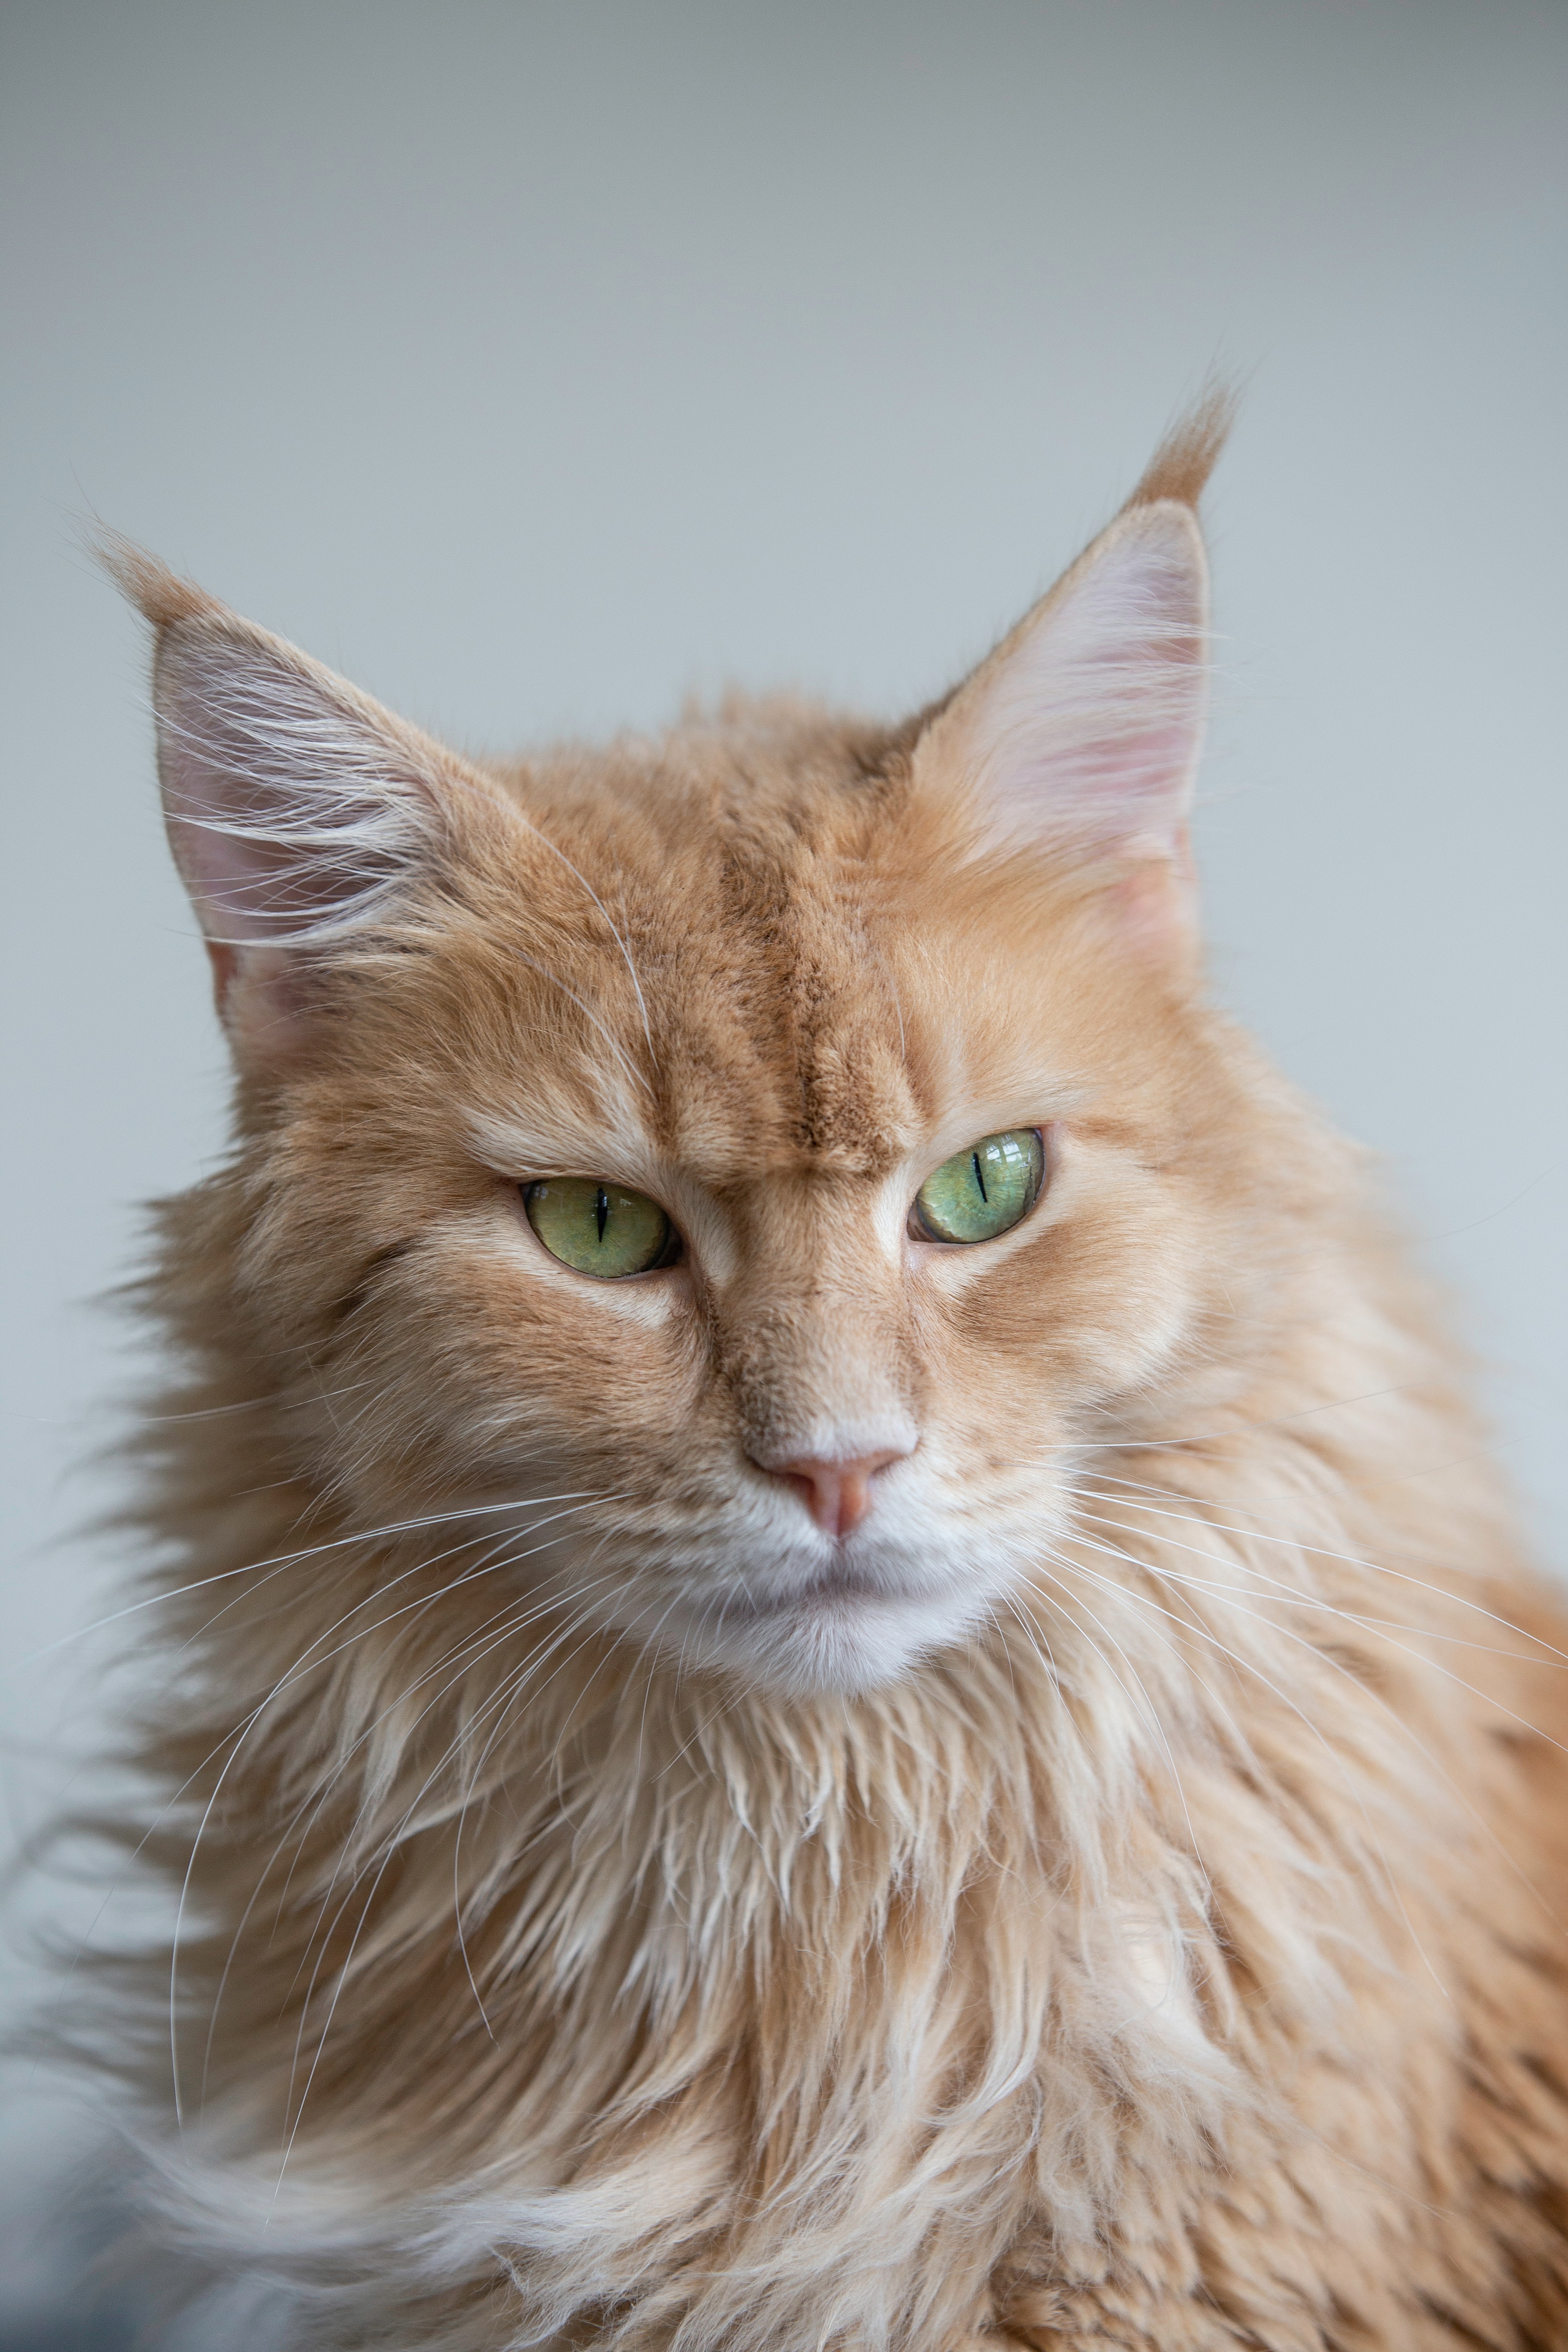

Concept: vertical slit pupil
[[595, 1187, 609, 1242], [972, 1150, 988, 1203]]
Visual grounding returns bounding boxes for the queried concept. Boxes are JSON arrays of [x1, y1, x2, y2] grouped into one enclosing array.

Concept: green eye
[[912, 1128, 1045, 1246], [523, 1178, 677, 1279]]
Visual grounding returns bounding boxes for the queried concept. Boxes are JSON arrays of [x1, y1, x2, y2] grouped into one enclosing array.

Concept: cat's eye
[[523, 1178, 679, 1279], [911, 1128, 1045, 1246]]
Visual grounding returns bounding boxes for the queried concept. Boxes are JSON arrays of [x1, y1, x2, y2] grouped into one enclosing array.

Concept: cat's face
[[125, 407, 1268, 1696], [227, 767, 1243, 1698]]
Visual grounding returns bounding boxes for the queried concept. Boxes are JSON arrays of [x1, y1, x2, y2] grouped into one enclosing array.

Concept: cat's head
[[121, 398, 1294, 1698]]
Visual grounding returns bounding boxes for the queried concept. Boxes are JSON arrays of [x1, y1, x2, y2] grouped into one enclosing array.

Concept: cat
[[85, 396, 1568, 2348]]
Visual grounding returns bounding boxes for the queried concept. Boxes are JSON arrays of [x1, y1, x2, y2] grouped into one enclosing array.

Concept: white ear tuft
[[937, 499, 1210, 870], [153, 619, 445, 949]]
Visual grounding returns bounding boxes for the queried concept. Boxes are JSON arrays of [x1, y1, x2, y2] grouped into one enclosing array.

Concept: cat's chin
[[594, 1513, 1038, 1699], [674, 1578, 992, 1699]]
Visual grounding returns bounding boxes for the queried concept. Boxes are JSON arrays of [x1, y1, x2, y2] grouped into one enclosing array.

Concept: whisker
[[32, 1489, 612, 1658], [274, 1592, 619, 2189], [511, 947, 653, 1102], [1070, 1500, 1568, 1749], [211, 1546, 620, 2020], [1041, 1539, 1454, 2002], [1025, 1560, 1212, 1891], [447, 1548, 630, 2025], [1071, 1475, 1568, 1668], [1058, 1518, 1568, 1982], [199, 1556, 619, 2105], [1071, 1384, 1417, 1456], [163, 1501, 617, 2126], [511, 812, 656, 1067], [272, 1559, 625, 1983]]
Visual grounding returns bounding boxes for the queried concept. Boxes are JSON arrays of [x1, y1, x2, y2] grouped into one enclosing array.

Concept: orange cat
[[94, 403, 1568, 2346]]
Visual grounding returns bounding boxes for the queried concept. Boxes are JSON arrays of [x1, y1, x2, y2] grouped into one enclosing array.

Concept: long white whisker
[[33, 1489, 610, 1658], [276, 1561, 625, 1984], [1072, 1384, 1415, 1455], [511, 947, 652, 1101], [255, 1551, 623, 1984], [166, 1501, 617, 2124], [199, 1555, 619, 2106], [274, 1592, 618, 2192], [1059, 1519, 1568, 1984], [511, 812, 656, 1066], [1042, 1537, 1455, 2004], [1072, 1476, 1568, 1668], [1026, 1559, 1210, 1889], [1071, 1501, 1568, 1750]]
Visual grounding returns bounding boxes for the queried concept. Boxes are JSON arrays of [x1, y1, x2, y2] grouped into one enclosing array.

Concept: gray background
[[3, 0, 1565, 2336]]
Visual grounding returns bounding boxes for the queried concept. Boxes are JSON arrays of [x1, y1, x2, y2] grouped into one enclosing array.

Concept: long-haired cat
[[85, 401, 1568, 2347]]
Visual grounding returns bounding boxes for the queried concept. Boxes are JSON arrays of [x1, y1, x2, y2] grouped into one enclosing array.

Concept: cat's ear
[[912, 396, 1230, 961], [107, 545, 478, 1071]]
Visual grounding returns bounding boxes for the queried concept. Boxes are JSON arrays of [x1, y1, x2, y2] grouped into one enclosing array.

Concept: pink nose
[[763, 1450, 906, 1539]]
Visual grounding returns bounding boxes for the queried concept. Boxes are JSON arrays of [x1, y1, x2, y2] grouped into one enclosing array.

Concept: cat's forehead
[[653, 844, 922, 1179], [479, 720, 934, 1179], [457, 708, 1122, 1188]]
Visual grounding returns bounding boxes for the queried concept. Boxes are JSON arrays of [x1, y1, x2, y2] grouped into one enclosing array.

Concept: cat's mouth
[[674, 1544, 993, 1696], [735, 1557, 938, 1619]]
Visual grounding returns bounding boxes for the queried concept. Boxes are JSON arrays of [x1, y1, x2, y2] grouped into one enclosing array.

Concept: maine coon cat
[[91, 401, 1568, 2348]]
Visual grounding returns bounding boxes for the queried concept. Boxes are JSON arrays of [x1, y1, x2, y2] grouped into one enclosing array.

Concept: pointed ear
[[106, 545, 475, 1072], [912, 399, 1229, 961]]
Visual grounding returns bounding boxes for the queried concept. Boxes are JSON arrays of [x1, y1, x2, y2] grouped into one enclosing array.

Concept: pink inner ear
[[962, 501, 1210, 866], [156, 625, 432, 947]]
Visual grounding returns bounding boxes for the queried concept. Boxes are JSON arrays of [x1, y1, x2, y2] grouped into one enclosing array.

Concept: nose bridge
[[717, 1182, 916, 1464]]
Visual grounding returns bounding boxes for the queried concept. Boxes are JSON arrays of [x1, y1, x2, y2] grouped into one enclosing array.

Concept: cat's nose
[[760, 1449, 909, 1539]]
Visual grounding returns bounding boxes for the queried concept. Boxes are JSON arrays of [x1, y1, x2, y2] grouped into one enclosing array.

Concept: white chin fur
[[564, 1474, 1060, 1696], [698, 1583, 995, 1696]]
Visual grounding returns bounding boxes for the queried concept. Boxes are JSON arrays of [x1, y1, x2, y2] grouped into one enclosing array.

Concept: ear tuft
[[93, 531, 222, 631], [1126, 383, 1237, 513]]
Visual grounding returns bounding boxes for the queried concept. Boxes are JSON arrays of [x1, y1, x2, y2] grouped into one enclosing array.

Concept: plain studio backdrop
[[3, 0, 1565, 2336]]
